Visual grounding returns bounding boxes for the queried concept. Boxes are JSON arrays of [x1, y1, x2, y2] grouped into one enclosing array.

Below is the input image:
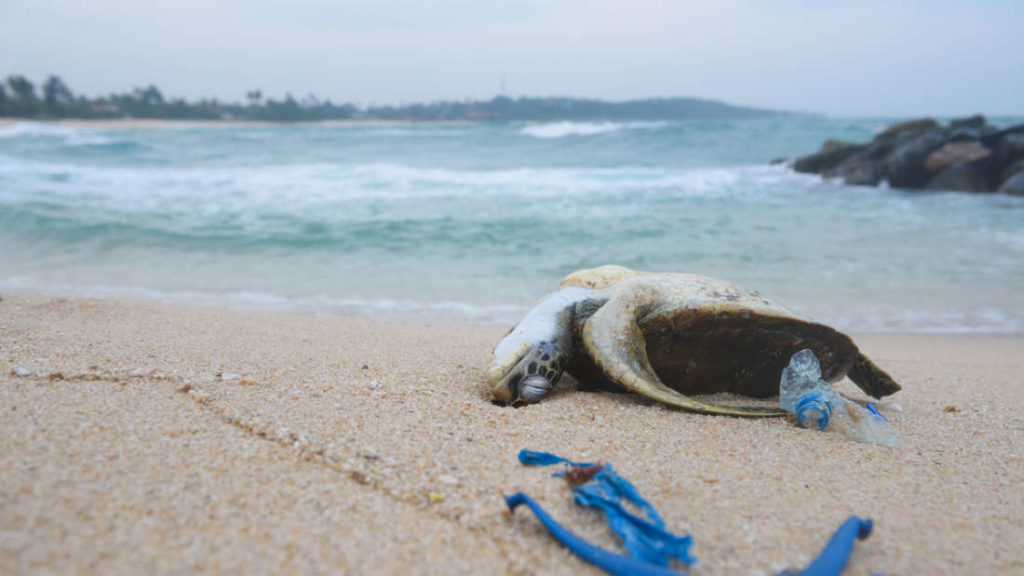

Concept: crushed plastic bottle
[[780, 349, 897, 448]]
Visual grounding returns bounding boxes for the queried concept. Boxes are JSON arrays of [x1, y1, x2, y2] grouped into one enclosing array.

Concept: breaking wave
[[520, 121, 667, 139]]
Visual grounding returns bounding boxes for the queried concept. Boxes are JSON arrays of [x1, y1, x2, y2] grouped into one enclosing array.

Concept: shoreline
[[0, 117, 473, 130], [2, 286, 1022, 335], [2, 292, 1022, 574]]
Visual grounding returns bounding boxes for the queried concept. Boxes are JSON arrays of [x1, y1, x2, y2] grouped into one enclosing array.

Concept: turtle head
[[487, 286, 587, 406], [487, 340, 567, 406]]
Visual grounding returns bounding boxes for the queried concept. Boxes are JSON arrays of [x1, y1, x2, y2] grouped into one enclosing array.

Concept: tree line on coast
[[0, 74, 777, 123]]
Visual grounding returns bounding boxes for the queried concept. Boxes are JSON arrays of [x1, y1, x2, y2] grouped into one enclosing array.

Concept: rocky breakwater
[[792, 116, 1024, 194]]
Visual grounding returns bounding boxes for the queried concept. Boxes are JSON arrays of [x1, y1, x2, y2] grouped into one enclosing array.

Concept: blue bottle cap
[[796, 393, 833, 430]]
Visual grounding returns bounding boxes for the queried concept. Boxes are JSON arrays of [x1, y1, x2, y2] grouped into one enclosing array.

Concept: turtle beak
[[488, 340, 568, 406], [487, 342, 531, 403], [514, 375, 552, 406], [487, 347, 556, 406]]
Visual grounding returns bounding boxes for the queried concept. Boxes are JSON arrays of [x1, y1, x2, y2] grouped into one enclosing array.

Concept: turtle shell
[[638, 308, 859, 398]]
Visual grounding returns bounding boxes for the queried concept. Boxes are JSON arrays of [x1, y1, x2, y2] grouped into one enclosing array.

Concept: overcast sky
[[3, 0, 1022, 117]]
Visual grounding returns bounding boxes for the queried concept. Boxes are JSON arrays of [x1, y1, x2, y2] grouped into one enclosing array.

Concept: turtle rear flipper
[[847, 354, 902, 398], [581, 290, 787, 418]]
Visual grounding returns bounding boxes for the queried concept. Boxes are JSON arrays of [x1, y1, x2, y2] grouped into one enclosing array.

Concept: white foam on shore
[[0, 122, 75, 139], [0, 155, 793, 207], [0, 276, 531, 325], [0, 121, 115, 146]]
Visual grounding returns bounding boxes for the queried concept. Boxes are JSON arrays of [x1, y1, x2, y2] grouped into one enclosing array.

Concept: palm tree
[[43, 75, 75, 116], [6, 75, 39, 117]]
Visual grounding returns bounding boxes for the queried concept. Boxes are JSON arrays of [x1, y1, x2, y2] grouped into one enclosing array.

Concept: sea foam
[[520, 121, 667, 139], [0, 121, 115, 146]]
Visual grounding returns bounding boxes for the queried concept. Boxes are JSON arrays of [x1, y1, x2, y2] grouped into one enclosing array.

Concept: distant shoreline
[[0, 117, 471, 129]]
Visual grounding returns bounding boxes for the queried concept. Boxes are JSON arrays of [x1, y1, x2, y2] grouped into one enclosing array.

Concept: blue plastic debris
[[779, 350, 898, 447], [865, 403, 886, 420], [785, 517, 874, 576], [516, 450, 693, 567], [508, 450, 877, 576], [504, 493, 688, 576]]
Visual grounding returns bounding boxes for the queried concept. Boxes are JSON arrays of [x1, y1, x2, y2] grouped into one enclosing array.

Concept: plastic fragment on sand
[[512, 450, 876, 576], [781, 516, 873, 576], [504, 493, 688, 576], [516, 450, 694, 567], [518, 450, 663, 526], [865, 404, 885, 420], [518, 449, 583, 467]]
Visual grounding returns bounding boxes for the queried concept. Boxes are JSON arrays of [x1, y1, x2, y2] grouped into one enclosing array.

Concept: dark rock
[[948, 125, 998, 142], [793, 140, 867, 174], [925, 141, 991, 171], [822, 141, 896, 185], [981, 123, 1024, 147], [949, 114, 986, 129], [792, 116, 1022, 194], [819, 139, 857, 154], [769, 157, 787, 166], [925, 162, 992, 193], [1002, 158, 1024, 184], [843, 161, 885, 186], [863, 141, 895, 161], [872, 118, 940, 144], [885, 131, 947, 188], [998, 171, 1024, 195], [994, 131, 1024, 167], [827, 152, 885, 186]]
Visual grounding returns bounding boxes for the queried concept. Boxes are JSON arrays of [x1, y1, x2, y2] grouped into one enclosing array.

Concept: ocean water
[[1, 117, 1022, 332]]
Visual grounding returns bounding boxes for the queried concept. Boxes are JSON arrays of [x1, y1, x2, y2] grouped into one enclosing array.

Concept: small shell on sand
[[187, 389, 211, 404]]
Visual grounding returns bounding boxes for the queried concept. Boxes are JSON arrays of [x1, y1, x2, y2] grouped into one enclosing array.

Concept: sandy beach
[[1, 293, 1021, 575]]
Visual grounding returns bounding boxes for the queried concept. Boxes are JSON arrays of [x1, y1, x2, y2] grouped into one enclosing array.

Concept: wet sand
[[1, 293, 1021, 575]]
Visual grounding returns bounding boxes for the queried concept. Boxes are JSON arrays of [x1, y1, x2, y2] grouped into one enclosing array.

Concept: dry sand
[[1, 293, 1021, 575]]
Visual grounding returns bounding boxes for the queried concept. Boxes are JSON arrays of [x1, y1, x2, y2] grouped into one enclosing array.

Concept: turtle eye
[[517, 375, 552, 404]]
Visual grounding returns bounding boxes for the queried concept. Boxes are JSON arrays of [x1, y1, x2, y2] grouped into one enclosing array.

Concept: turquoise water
[[1, 118, 1022, 331]]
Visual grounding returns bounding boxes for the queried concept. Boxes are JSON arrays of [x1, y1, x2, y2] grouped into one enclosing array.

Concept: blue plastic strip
[[794, 516, 873, 576], [573, 487, 695, 566], [596, 463, 665, 527], [518, 449, 578, 467], [865, 404, 887, 422], [504, 492, 689, 576], [518, 450, 694, 566]]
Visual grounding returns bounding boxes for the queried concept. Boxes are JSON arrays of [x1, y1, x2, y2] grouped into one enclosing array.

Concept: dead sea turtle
[[487, 265, 901, 416]]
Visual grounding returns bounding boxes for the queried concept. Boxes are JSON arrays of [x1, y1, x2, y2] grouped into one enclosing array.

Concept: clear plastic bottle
[[780, 349, 897, 448]]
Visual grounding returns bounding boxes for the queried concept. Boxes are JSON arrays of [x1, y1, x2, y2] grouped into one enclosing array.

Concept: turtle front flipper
[[581, 288, 787, 417]]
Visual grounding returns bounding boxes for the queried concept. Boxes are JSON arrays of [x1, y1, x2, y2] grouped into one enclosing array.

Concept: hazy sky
[[3, 0, 1022, 117]]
